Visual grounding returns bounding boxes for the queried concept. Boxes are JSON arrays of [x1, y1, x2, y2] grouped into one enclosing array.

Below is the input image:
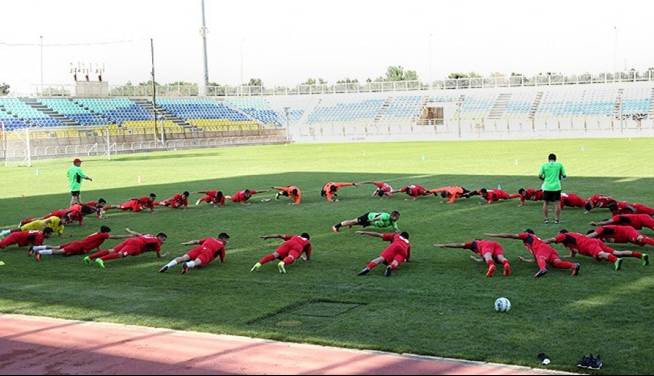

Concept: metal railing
[[21, 70, 654, 98]]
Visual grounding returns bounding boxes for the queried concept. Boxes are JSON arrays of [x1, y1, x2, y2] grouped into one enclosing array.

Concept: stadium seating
[[39, 98, 106, 126], [383, 96, 424, 119], [307, 97, 385, 125], [225, 98, 283, 126], [74, 98, 153, 124], [0, 98, 62, 128]]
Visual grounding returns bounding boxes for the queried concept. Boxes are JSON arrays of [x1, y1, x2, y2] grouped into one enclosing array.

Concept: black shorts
[[357, 213, 371, 227], [543, 191, 561, 202], [71, 191, 81, 197]]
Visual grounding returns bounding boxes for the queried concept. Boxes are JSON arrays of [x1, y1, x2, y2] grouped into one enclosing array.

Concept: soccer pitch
[[1, 138, 653, 374]]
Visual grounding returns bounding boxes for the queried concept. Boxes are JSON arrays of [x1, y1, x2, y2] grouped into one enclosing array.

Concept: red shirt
[[382, 233, 411, 260], [281, 235, 312, 259], [164, 194, 188, 207], [10, 231, 46, 247], [518, 232, 557, 257], [561, 193, 586, 207], [553, 232, 600, 256], [610, 214, 654, 230], [137, 197, 155, 209], [198, 237, 226, 263], [373, 182, 393, 192], [80, 232, 111, 251], [232, 190, 255, 203], [520, 189, 543, 203], [402, 185, 428, 197], [485, 189, 511, 202], [205, 191, 226, 205], [127, 235, 163, 253], [622, 203, 654, 216], [594, 225, 639, 243], [587, 194, 615, 208], [464, 240, 502, 256]]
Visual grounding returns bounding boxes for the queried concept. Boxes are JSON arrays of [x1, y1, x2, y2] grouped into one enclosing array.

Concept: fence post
[[25, 128, 32, 167]]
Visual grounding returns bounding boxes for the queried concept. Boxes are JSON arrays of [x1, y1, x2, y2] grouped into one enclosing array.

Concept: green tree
[[0, 82, 10, 96], [302, 78, 317, 85], [248, 78, 263, 87], [384, 65, 418, 81], [336, 78, 359, 84]]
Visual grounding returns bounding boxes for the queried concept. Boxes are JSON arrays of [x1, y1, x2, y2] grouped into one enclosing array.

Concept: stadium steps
[[0, 105, 36, 128], [70, 99, 117, 125], [487, 93, 511, 120], [374, 97, 393, 122], [131, 99, 196, 130], [215, 99, 267, 128], [613, 88, 625, 118], [528, 91, 544, 119], [20, 98, 80, 127]]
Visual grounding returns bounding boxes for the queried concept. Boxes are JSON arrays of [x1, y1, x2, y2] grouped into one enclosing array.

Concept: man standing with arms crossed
[[67, 158, 92, 206], [539, 153, 566, 224]]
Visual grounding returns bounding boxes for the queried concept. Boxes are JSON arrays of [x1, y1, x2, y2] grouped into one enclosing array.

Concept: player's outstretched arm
[[125, 228, 143, 236], [590, 219, 612, 226], [542, 237, 556, 244], [518, 256, 534, 263], [356, 231, 383, 238], [586, 231, 599, 239], [485, 233, 520, 239], [253, 190, 271, 195], [433, 243, 467, 249], [469, 255, 483, 263], [109, 234, 135, 240], [260, 234, 285, 240], [180, 240, 200, 246]]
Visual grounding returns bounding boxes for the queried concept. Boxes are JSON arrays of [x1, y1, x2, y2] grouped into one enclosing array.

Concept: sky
[[1, 0, 653, 94]]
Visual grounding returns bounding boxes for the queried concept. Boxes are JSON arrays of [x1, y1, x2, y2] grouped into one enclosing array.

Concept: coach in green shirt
[[67, 158, 93, 206], [539, 153, 566, 224]]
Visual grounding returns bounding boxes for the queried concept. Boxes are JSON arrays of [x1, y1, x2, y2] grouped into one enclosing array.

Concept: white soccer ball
[[494, 297, 511, 312]]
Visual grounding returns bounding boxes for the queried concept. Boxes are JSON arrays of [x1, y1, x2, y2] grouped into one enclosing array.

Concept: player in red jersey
[[195, 190, 226, 207], [477, 188, 520, 204], [607, 201, 654, 216], [83, 228, 167, 268], [430, 186, 471, 204], [361, 181, 394, 198], [391, 184, 431, 200], [544, 230, 649, 270], [516, 188, 544, 206], [587, 225, 654, 247], [272, 186, 302, 205], [487, 229, 580, 278], [357, 231, 411, 277], [159, 232, 230, 274], [156, 192, 190, 209], [584, 194, 616, 212], [29, 226, 132, 261], [250, 233, 312, 274], [105, 194, 157, 213], [434, 239, 511, 277], [591, 214, 654, 232], [227, 189, 269, 204], [321, 182, 357, 202], [560, 192, 586, 209], [0, 228, 53, 251]]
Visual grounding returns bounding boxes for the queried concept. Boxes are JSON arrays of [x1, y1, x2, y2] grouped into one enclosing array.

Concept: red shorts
[[380, 248, 407, 265], [186, 246, 215, 266], [61, 241, 87, 256], [121, 202, 142, 212], [198, 195, 213, 203], [114, 242, 142, 256], [478, 245, 504, 260], [534, 250, 560, 265], [276, 245, 301, 261]]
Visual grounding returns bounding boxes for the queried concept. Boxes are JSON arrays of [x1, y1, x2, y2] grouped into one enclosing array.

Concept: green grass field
[[1, 138, 653, 374]]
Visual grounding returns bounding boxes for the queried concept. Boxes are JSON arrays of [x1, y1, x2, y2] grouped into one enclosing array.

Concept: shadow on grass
[[111, 150, 224, 162]]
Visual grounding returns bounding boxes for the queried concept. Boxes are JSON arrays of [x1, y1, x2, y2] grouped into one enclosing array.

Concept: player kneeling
[[83, 229, 167, 268], [160, 232, 230, 274], [30, 226, 131, 262], [357, 231, 411, 277], [434, 240, 511, 277], [250, 233, 312, 274]]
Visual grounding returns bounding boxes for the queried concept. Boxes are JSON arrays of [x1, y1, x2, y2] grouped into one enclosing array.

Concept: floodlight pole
[[150, 38, 163, 145], [200, 0, 210, 96], [39, 36, 44, 95]]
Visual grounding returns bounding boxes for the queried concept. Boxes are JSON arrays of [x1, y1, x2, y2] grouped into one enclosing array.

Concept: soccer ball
[[494, 297, 511, 312]]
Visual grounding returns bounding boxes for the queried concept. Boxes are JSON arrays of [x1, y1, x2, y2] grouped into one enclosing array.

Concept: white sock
[[186, 261, 197, 269], [0, 230, 10, 237], [32, 245, 48, 251], [195, 200, 201, 206], [38, 249, 53, 255], [166, 260, 177, 268]]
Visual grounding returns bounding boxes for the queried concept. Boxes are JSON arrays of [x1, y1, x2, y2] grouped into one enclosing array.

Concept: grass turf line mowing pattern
[[1, 138, 653, 374]]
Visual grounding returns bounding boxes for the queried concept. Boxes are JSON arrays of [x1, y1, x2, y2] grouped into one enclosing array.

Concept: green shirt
[[368, 212, 399, 231], [539, 161, 566, 191], [67, 166, 87, 191]]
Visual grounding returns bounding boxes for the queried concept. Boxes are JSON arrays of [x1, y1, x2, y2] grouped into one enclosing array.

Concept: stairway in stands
[[528, 91, 544, 119], [374, 97, 393, 123], [649, 88, 654, 119], [487, 93, 511, 120], [20, 98, 80, 127], [131, 98, 194, 129], [217, 99, 267, 128], [613, 88, 625, 118]]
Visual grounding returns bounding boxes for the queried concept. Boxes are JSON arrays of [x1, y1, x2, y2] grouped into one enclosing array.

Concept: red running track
[[0, 314, 574, 375]]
